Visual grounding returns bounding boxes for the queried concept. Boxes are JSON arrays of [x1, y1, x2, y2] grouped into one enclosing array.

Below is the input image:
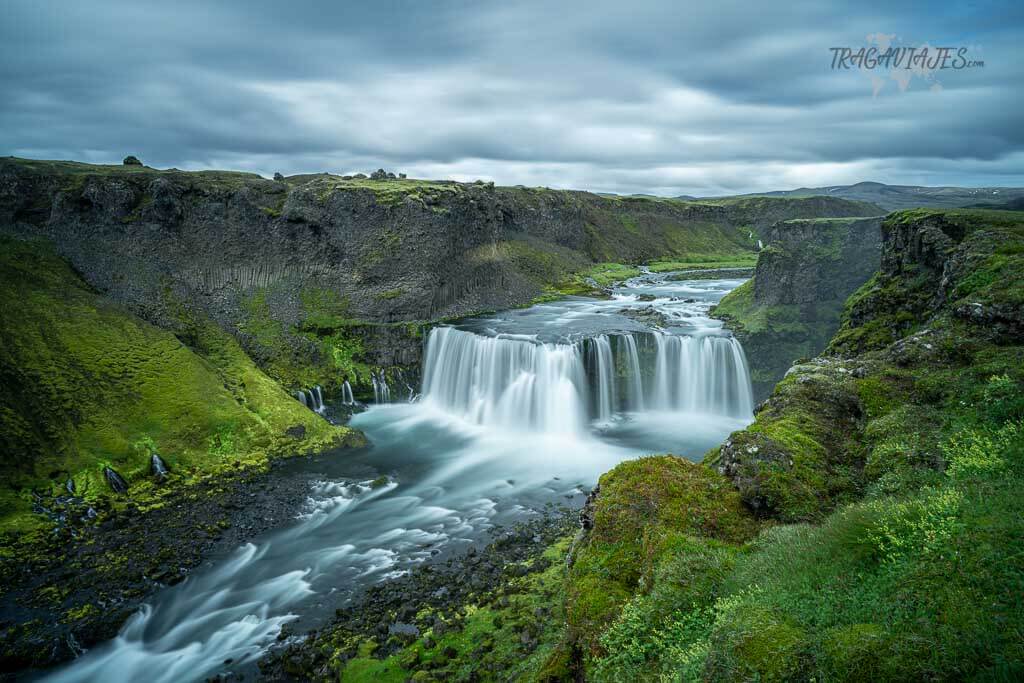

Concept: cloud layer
[[2, 0, 1021, 195]]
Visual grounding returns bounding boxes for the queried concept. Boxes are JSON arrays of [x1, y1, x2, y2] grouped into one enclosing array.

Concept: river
[[40, 269, 753, 682]]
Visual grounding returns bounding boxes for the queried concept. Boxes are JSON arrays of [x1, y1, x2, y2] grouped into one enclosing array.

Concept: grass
[[0, 237, 357, 539], [566, 456, 759, 663], [647, 255, 758, 273], [324, 538, 576, 682], [559, 209, 1024, 680]]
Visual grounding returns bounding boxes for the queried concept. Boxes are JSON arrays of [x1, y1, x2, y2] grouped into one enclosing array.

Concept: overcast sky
[[2, 1, 1021, 196]]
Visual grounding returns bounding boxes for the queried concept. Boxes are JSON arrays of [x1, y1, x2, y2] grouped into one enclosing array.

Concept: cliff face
[[714, 216, 883, 401], [0, 158, 878, 397], [715, 209, 1024, 521]]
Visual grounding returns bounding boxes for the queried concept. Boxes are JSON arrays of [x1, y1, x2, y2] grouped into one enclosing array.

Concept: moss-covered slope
[[0, 237, 360, 537], [554, 209, 1024, 681]]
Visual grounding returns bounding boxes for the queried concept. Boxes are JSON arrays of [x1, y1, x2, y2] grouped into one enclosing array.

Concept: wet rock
[[285, 424, 307, 440], [388, 622, 420, 641], [579, 485, 599, 530], [617, 306, 668, 328]]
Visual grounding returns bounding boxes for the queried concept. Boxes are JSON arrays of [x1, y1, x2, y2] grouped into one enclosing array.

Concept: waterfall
[[372, 371, 391, 403], [420, 326, 753, 434], [342, 380, 355, 405], [295, 387, 326, 413], [421, 327, 587, 434], [590, 335, 615, 422], [621, 334, 645, 411], [649, 335, 754, 415]]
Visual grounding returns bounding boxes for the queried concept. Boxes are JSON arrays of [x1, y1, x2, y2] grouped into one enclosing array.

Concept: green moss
[[0, 237, 356, 536], [567, 457, 758, 662], [236, 285, 379, 392], [331, 538, 575, 682], [593, 536, 738, 682], [376, 288, 405, 301], [647, 255, 758, 272], [357, 229, 403, 270], [61, 603, 99, 623], [705, 603, 808, 682], [820, 623, 886, 681]]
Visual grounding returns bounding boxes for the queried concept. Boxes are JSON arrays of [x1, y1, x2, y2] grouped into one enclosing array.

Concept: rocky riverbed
[[0, 452, 354, 674]]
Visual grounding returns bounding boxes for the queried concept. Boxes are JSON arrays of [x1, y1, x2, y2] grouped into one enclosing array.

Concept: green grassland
[[556, 210, 1024, 680]]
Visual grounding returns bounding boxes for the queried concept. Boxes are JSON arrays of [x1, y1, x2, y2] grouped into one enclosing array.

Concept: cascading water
[[420, 325, 753, 433], [620, 333, 646, 412], [421, 328, 588, 434], [295, 387, 326, 413], [341, 380, 355, 405], [649, 334, 754, 415], [590, 335, 616, 422], [371, 371, 391, 403]]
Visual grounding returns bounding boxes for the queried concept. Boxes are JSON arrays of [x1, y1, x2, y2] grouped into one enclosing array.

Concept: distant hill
[[692, 181, 1024, 211]]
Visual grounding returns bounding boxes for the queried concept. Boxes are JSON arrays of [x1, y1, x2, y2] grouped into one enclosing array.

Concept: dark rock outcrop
[[714, 216, 883, 401]]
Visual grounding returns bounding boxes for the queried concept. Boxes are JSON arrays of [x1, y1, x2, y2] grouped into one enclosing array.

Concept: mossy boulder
[[566, 456, 757, 658], [710, 359, 868, 521]]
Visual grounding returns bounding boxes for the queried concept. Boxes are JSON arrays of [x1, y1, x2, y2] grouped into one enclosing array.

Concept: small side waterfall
[[420, 326, 753, 434], [295, 386, 326, 413], [341, 380, 355, 405], [372, 371, 391, 403]]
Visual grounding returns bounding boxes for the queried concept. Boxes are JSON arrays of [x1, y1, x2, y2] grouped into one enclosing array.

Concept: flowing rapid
[[40, 270, 755, 683]]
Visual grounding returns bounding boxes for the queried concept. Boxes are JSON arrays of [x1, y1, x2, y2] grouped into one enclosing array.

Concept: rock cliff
[[714, 216, 883, 401]]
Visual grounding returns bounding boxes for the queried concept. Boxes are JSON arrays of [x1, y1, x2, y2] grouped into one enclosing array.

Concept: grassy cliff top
[[1, 157, 882, 213]]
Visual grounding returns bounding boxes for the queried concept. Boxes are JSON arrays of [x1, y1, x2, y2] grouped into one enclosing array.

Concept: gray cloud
[[2, 0, 1022, 195]]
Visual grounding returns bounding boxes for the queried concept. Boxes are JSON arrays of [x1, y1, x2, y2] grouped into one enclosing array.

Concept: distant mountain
[[692, 181, 1024, 212]]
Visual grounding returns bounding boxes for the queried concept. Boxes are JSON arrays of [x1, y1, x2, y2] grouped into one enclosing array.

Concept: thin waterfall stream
[[40, 270, 755, 683]]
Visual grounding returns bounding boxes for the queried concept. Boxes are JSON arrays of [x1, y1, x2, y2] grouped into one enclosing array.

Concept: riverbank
[[259, 509, 578, 682], [0, 450, 359, 674]]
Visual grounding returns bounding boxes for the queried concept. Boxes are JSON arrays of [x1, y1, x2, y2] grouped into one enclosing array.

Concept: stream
[[41, 269, 754, 683]]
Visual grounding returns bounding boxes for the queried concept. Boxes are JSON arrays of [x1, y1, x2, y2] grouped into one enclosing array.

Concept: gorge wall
[[0, 158, 879, 400], [713, 216, 883, 401]]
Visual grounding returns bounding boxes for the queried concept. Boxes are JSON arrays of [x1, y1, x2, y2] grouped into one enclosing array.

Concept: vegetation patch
[[0, 237, 354, 537], [566, 456, 758, 663]]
